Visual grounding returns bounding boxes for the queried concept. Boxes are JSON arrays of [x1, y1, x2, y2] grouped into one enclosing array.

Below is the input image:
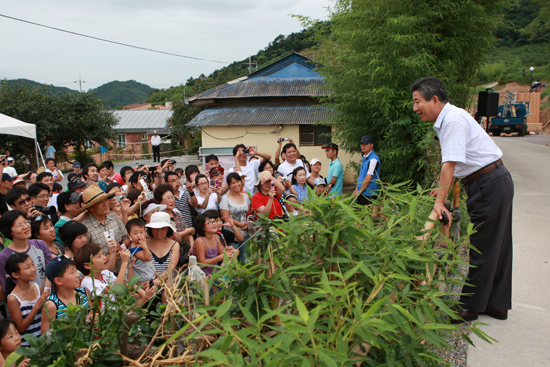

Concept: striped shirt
[[150, 242, 177, 275], [175, 189, 194, 228], [46, 287, 88, 320], [434, 103, 502, 178], [7, 284, 42, 347]]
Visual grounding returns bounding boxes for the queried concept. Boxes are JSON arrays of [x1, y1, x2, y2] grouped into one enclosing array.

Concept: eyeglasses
[[205, 221, 217, 226], [13, 220, 30, 230], [166, 179, 179, 183], [198, 181, 209, 186], [17, 196, 32, 206], [36, 194, 51, 199]]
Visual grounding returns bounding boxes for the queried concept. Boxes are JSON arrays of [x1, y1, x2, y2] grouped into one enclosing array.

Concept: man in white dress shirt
[[151, 131, 161, 163], [411, 77, 514, 324]]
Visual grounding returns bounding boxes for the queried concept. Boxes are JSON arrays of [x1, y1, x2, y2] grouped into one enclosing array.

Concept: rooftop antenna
[[74, 74, 85, 92], [242, 56, 257, 74]]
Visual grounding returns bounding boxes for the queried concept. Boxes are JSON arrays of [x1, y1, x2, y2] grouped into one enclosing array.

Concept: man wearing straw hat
[[78, 186, 127, 258]]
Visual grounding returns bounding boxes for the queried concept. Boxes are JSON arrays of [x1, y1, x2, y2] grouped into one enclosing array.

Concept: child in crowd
[[314, 178, 327, 196], [125, 218, 154, 283], [31, 216, 64, 258], [42, 256, 88, 333], [203, 210, 243, 249], [75, 243, 131, 311], [283, 193, 300, 216], [5, 254, 49, 347], [58, 221, 88, 259], [291, 167, 309, 202], [0, 319, 30, 367]]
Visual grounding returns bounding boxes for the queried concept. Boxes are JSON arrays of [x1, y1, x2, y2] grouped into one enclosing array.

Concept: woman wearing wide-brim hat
[[145, 212, 180, 282]]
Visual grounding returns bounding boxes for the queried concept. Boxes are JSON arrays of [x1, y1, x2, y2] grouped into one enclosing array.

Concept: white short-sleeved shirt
[[434, 103, 502, 178], [81, 269, 117, 310], [228, 159, 261, 194], [196, 193, 219, 215], [277, 159, 310, 182]]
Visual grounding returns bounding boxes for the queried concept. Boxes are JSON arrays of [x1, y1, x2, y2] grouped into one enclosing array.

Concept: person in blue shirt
[[354, 136, 381, 205], [44, 140, 56, 159], [322, 143, 343, 196]]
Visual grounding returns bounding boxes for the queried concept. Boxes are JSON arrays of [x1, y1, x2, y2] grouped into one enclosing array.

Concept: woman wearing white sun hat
[[145, 212, 180, 280]]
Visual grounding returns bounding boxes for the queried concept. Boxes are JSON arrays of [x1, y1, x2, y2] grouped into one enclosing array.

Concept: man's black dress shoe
[[450, 310, 478, 324], [480, 308, 508, 320]]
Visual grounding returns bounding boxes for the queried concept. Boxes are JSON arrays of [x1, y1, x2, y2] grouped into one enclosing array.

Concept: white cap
[[142, 203, 167, 217], [310, 158, 321, 165], [314, 178, 326, 186]]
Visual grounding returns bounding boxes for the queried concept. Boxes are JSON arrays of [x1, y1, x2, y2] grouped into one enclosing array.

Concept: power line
[[0, 14, 230, 64]]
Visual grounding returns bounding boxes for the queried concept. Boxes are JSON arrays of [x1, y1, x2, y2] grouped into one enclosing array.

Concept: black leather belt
[[461, 160, 502, 185]]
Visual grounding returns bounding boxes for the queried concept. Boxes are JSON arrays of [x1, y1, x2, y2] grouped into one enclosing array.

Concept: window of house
[[117, 135, 126, 149], [299, 125, 332, 146], [142, 133, 148, 141]]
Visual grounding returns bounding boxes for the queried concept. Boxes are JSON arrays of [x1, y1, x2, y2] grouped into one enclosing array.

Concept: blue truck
[[488, 102, 529, 137]]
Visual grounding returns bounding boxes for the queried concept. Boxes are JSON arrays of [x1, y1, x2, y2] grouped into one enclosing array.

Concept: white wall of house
[[201, 125, 359, 184]]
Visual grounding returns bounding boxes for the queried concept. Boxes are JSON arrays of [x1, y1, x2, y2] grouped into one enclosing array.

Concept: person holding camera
[[229, 144, 271, 195], [277, 142, 309, 183], [28, 183, 58, 225], [5, 187, 41, 219], [411, 77, 514, 323], [0, 173, 17, 215]]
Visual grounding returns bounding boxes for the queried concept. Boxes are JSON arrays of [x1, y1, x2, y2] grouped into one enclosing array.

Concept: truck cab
[[489, 103, 530, 137]]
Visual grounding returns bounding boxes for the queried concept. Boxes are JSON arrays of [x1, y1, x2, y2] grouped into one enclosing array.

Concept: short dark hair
[[98, 164, 108, 172], [232, 144, 246, 156], [204, 210, 222, 220], [82, 163, 98, 180], [206, 154, 219, 163], [75, 243, 102, 276], [126, 217, 145, 233], [195, 174, 208, 186], [105, 182, 121, 194], [164, 170, 178, 181], [31, 215, 54, 239], [52, 182, 63, 192], [410, 77, 448, 103], [282, 143, 297, 154], [0, 320, 17, 340], [154, 184, 173, 203], [226, 172, 241, 186], [0, 211, 25, 240], [194, 214, 207, 237], [175, 168, 184, 177], [57, 191, 77, 214], [127, 189, 143, 204], [67, 172, 77, 182], [45, 158, 55, 165], [129, 171, 147, 185], [185, 165, 200, 181], [146, 226, 174, 238], [28, 183, 50, 197], [5, 253, 30, 296], [36, 172, 53, 182], [102, 160, 114, 170], [120, 166, 134, 183], [6, 187, 28, 206], [59, 220, 88, 251], [259, 160, 275, 173]]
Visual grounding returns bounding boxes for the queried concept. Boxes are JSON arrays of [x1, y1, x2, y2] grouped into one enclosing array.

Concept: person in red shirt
[[251, 171, 286, 220], [102, 160, 124, 185]]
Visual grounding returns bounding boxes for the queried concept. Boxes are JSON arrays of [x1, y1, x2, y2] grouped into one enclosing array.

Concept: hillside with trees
[[89, 80, 154, 109]]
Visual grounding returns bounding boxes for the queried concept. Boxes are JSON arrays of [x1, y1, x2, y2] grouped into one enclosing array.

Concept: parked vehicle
[[488, 92, 530, 137]]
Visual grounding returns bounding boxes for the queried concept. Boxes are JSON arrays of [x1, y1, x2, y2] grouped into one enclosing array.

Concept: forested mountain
[[87, 80, 153, 109], [5, 79, 77, 96]]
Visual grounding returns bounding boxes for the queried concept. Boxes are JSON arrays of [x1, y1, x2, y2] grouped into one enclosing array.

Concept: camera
[[439, 204, 452, 226], [34, 205, 56, 216], [114, 195, 124, 202], [145, 191, 154, 200], [243, 148, 250, 154], [0, 155, 5, 163], [279, 138, 289, 143]]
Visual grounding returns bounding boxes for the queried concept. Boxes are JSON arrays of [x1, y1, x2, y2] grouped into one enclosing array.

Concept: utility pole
[[242, 56, 257, 75], [74, 74, 85, 92]]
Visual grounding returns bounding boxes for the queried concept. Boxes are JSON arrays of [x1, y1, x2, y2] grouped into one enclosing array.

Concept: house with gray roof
[[112, 109, 172, 158], [186, 52, 356, 182]]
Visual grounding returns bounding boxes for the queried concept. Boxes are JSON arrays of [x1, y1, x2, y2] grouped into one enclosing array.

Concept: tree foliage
[[304, 0, 505, 184], [0, 80, 117, 170], [90, 80, 153, 109]]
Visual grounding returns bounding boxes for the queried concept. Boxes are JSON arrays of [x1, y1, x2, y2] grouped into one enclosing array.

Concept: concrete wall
[[201, 125, 359, 184]]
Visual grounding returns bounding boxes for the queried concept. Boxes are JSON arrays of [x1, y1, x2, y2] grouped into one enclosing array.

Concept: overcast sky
[[1, 0, 331, 91]]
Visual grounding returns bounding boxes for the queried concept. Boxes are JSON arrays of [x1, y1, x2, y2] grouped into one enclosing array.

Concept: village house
[[186, 52, 358, 183]]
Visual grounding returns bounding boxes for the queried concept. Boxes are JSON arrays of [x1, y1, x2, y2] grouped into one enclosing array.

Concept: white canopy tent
[[0, 113, 43, 168]]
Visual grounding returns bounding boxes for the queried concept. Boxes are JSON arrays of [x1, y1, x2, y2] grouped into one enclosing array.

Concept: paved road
[[467, 137, 550, 366]]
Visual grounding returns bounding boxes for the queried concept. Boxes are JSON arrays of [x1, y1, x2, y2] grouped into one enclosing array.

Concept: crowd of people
[[0, 136, 382, 365]]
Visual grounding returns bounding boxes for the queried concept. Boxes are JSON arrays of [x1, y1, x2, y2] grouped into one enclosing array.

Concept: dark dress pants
[[152, 145, 160, 162], [461, 164, 514, 312]]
